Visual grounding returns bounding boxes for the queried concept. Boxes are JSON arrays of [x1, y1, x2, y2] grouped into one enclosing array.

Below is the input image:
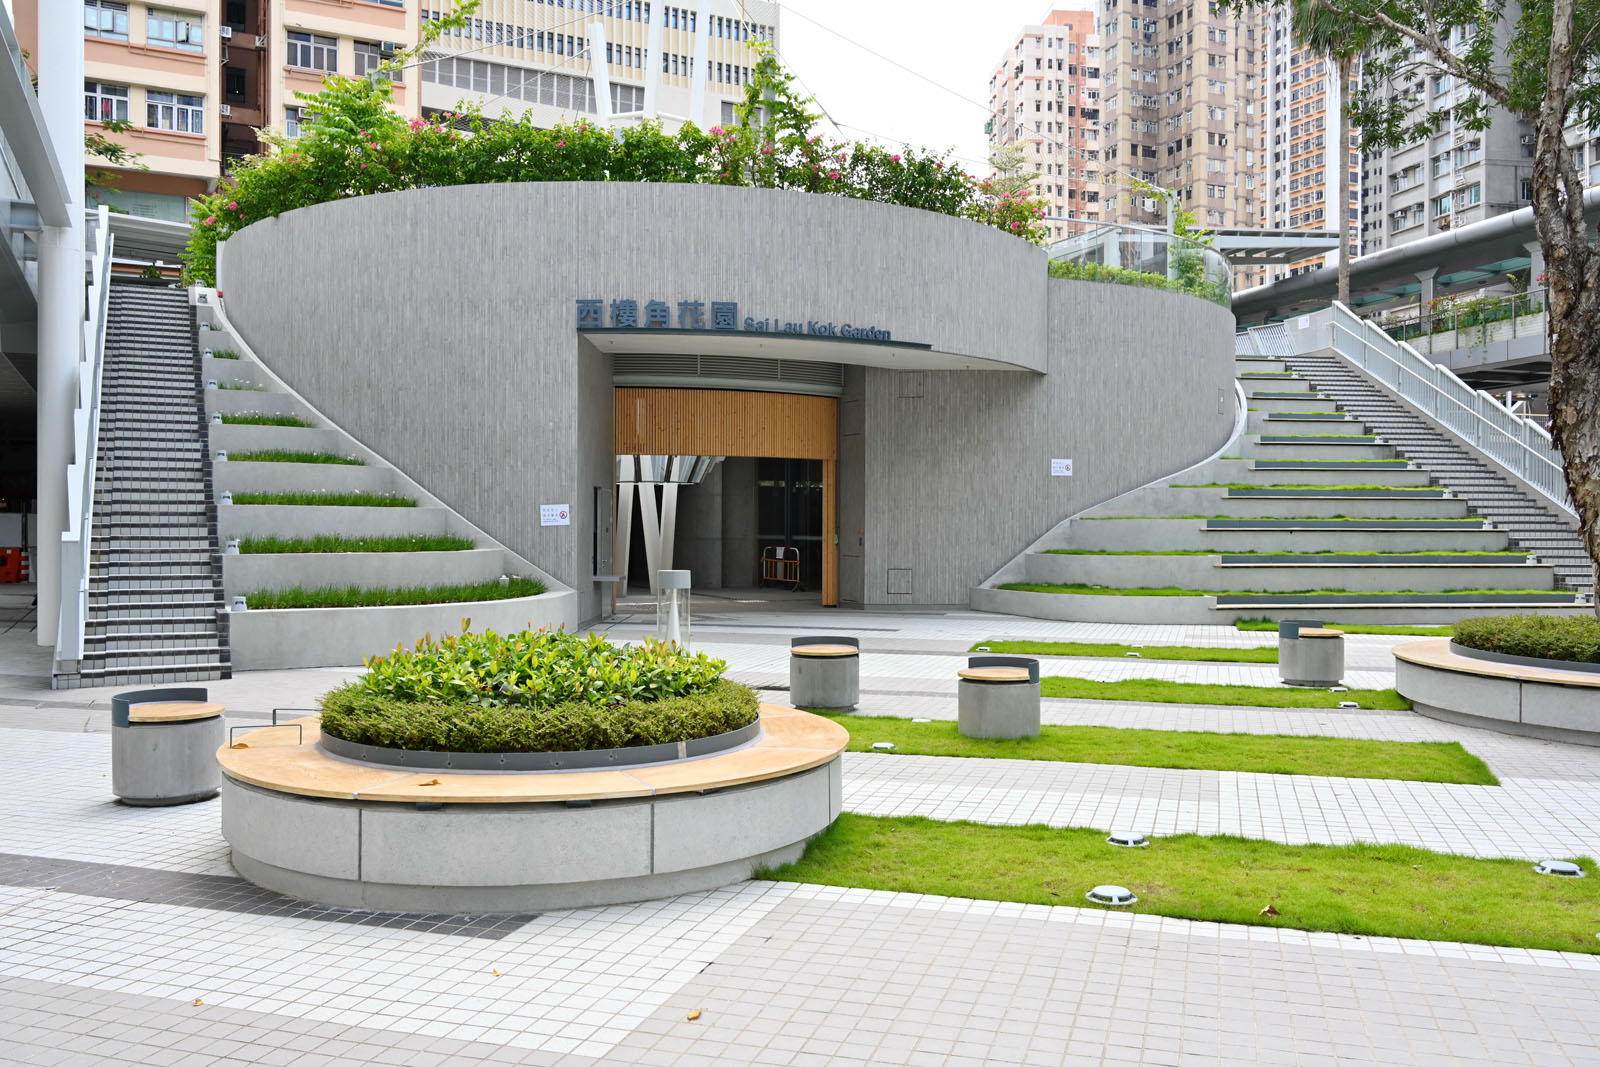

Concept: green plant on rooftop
[[227, 449, 363, 465], [181, 3, 1048, 286], [1453, 614, 1600, 664], [239, 534, 474, 553], [215, 381, 265, 391], [1046, 258, 1230, 307], [239, 576, 544, 609], [210, 350, 241, 359], [317, 627, 757, 753]]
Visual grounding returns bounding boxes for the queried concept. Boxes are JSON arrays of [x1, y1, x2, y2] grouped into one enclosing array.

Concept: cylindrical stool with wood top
[[790, 636, 860, 711], [111, 687, 226, 806], [1278, 622, 1346, 687], [958, 656, 1041, 739]]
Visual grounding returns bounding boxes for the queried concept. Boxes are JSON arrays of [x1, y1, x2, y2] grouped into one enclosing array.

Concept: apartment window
[[1431, 150, 1451, 178], [1460, 183, 1481, 208], [354, 41, 402, 81], [84, 81, 130, 123], [1457, 139, 1482, 166], [287, 31, 338, 72], [284, 107, 312, 138], [1432, 192, 1452, 218], [147, 8, 203, 51], [84, 0, 130, 40], [147, 90, 204, 134]]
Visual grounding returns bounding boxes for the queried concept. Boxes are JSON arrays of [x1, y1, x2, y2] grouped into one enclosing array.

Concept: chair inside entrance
[[761, 546, 802, 590]]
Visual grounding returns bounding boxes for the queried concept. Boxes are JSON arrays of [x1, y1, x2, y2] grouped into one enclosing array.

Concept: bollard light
[[657, 570, 692, 649], [214, 450, 228, 463], [225, 539, 240, 555], [231, 596, 247, 612], [219, 491, 233, 505], [210, 412, 222, 425]]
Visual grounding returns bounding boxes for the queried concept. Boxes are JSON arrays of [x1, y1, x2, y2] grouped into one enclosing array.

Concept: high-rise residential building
[[16, 0, 420, 222], [985, 4, 1104, 240], [418, 2, 778, 132], [1096, 0, 1264, 235], [1357, 24, 1535, 253], [1256, 6, 1359, 279]]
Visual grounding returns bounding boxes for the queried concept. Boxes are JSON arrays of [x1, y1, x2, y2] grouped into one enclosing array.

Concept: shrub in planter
[[317, 626, 759, 752], [1452, 614, 1600, 664]]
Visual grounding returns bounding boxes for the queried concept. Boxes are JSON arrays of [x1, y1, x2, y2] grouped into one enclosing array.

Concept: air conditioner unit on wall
[[219, 103, 232, 116], [254, 35, 266, 48], [381, 41, 398, 54], [219, 25, 233, 39]]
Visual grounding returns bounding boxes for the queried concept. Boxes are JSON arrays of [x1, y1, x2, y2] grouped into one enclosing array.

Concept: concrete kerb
[[1395, 640, 1600, 746]]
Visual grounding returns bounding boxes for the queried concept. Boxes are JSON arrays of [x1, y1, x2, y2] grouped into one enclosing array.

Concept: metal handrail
[[55, 205, 114, 666], [1319, 301, 1573, 517], [1369, 286, 1548, 348]]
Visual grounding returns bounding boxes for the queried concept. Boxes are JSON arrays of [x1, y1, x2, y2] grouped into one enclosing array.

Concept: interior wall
[[720, 458, 758, 588], [674, 465, 724, 590]]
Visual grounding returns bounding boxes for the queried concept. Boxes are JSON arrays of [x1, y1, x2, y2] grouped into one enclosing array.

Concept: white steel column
[[614, 482, 635, 596], [642, 0, 665, 119], [637, 483, 662, 595], [35, 0, 86, 644], [589, 21, 616, 128], [688, 0, 714, 128]]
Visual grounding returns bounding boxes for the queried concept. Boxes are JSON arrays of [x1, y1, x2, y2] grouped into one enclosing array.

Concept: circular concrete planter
[[319, 718, 762, 771], [218, 706, 846, 912], [1394, 639, 1600, 746]]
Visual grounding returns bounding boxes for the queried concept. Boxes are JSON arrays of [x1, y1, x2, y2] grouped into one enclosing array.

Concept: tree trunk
[[1531, 0, 1600, 608], [1335, 54, 1351, 307]]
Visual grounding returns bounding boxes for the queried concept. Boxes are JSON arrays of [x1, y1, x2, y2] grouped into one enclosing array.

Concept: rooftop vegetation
[[183, 4, 1047, 286]]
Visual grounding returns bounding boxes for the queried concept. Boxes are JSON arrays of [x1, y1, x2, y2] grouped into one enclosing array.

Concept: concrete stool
[[791, 636, 860, 711], [111, 687, 226, 806], [1278, 622, 1346, 687], [957, 656, 1041, 739]]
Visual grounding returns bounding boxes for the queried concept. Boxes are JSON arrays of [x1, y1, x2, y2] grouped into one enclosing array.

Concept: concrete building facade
[[14, 0, 420, 223], [216, 183, 1235, 619], [418, 0, 777, 133], [985, 4, 1103, 241], [1096, 0, 1264, 236]]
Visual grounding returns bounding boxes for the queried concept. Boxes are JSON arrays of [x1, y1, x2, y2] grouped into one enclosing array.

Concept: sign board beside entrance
[[540, 504, 571, 526], [1050, 458, 1074, 477]]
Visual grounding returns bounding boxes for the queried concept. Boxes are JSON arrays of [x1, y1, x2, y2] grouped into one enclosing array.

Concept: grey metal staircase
[[71, 282, 230, 686]]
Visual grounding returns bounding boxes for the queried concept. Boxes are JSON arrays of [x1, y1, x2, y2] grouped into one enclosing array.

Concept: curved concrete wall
[[218, 183, 1235, 613]]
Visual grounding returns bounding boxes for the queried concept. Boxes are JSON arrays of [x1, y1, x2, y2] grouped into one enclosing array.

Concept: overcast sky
[[771, 0, 1083, 171]]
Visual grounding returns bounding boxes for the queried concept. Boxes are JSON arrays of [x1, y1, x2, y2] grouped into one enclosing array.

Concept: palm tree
[[1291, 0, 1364, 306]]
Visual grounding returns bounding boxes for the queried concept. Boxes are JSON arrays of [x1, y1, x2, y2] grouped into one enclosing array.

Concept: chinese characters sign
[[576, 298, 895, 342]]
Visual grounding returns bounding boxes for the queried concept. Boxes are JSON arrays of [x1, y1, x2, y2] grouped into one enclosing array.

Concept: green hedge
[[1453, 614, 1600, 663], [318, 677, 759, 753]]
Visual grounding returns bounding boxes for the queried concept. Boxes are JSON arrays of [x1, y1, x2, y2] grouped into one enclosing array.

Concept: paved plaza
[[3, 593, 1600, 1065]]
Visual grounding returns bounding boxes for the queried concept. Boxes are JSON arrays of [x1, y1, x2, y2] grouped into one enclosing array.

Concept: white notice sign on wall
[[540, 504, 571, 526], [1050, 458, 1074, 477]]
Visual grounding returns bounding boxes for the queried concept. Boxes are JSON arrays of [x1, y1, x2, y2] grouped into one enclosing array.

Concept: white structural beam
[[588, 21, 615, 128], [641, 1, 665, 121], [688, 0, 714, 129], [35, 0, 85, 644]]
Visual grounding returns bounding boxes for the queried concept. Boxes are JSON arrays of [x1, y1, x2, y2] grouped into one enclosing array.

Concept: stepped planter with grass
[[974, 353, 1584, 624], [195, 294, 575, 668], [1395, 615, 1600, 744], [218, 629, 847, 912]]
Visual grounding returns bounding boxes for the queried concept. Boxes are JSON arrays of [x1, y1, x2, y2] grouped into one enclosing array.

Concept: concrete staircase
[[73, 283, 230, 687], [1272, 345, 1594, 597], [973, 351, 1583, 625]]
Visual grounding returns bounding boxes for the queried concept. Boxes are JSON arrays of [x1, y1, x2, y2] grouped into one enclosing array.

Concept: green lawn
[[762, 816, 1600, 953], [998, 582, 1553, 598], [971, 639, 1277, 663], [227, 449, 364, 465], [218, 413, 312, 427], [228, 490, 416, 507], [1234, 618, 1455, 637], [1037, 676, 1411, 710], [1038, 549, 1522, 558], [239, 576, 545, 609], [1170, 483, 1442, 492], [239, 534, 475, 554], [825, 716, 1494, 784]]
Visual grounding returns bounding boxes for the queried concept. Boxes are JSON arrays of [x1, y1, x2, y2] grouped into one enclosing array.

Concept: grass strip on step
[[1039, 549, 1524, 558], [1234, 617, 1454, 636], [228, 490, 416, 507], [823, 715, 1493, 784], [239, 576, 545, 609], [226, 449, 363, 465], [218, 412, 312, 427], [997, 582, 1556, 598], [209, 350, 240, 360], [760, 815, 1600, 954], [1169, 483, 1440, 492], [214, 382, 265, 391], [1036, 675, 1410, 710], [971, 639, 1277, 663], [238, 534, 475, 554]]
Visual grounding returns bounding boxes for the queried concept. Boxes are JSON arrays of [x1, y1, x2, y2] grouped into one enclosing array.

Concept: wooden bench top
[[130, 701, 225, 723], [1294, 628, 1345, 638], [958, 667, 1033, 682], [216, 704, 848, 804], [1394, 638, 1600, 689], [791, 644, 859, 657]]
